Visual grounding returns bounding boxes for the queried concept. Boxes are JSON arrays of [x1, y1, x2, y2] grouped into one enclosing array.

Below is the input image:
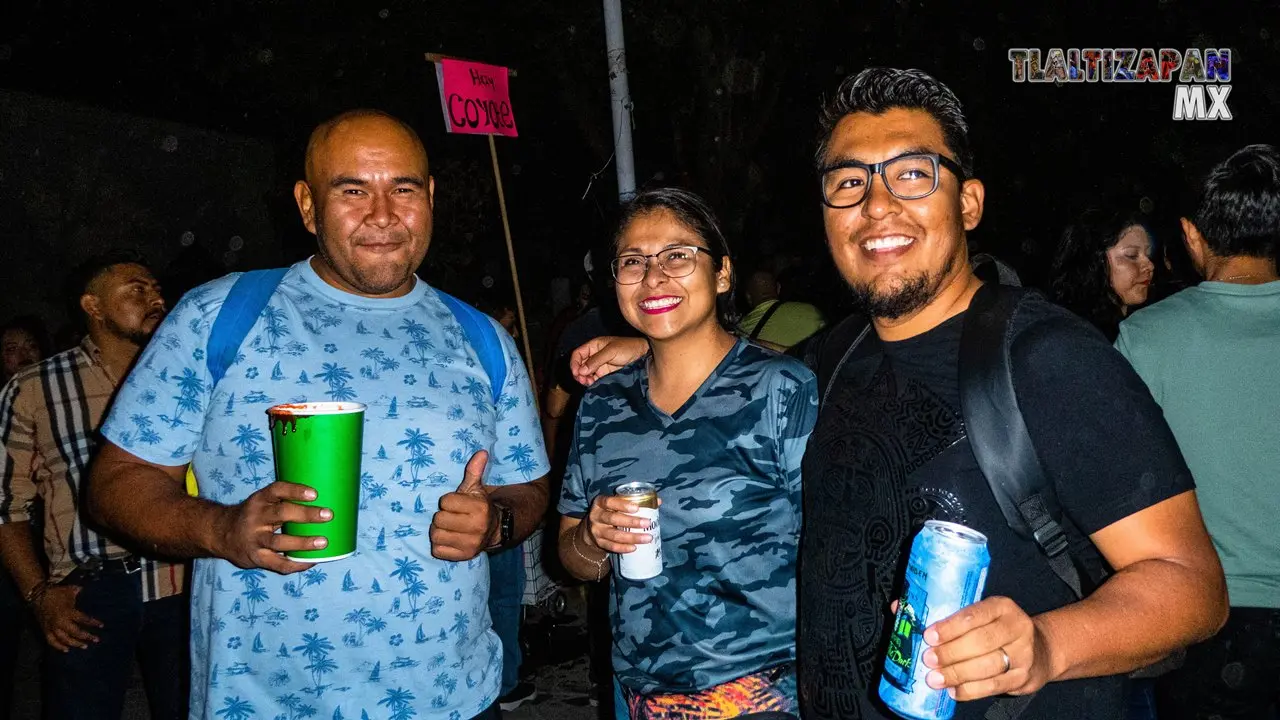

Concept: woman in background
[[1048, 206, 1157, 340]]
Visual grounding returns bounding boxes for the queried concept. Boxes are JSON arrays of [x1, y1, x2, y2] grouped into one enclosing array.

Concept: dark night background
[[1, 0, 1275, 351]]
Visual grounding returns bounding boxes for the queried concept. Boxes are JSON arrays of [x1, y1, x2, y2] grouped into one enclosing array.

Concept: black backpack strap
[[963, 284, 1084, 720], [960, 283, 1085, 601], [749, 301, 789, 342], [815, 314, 873, 407]]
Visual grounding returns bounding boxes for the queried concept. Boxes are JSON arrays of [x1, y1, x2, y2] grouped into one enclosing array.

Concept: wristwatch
[[488, 501, 514, 551]]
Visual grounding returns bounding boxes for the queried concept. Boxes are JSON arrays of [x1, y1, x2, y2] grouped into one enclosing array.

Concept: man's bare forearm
[[88, 448, 231, 560], [0, 521, 50, 597], [489, 475, 549, 545], [1034, 556, 1228, 682]]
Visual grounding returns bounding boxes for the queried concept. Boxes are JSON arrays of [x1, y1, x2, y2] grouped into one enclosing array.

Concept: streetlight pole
[[603, 0, 636, 201]]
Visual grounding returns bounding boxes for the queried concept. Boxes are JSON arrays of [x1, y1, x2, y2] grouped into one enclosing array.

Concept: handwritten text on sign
[[436, 59, 518, 137]]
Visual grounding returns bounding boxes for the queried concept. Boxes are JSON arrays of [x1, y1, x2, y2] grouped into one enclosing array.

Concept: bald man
[[88, 110, 550, 720]]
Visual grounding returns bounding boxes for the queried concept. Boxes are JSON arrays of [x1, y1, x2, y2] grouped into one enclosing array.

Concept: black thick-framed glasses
[[610, 245, 708, 285], [819, 152, 966, 209]]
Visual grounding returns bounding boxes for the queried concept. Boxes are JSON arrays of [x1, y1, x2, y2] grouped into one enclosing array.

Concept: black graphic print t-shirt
[[797, 294, 1194, 720]]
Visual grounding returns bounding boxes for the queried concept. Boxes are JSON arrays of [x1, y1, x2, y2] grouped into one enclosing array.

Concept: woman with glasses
[[556, 187, 817, 720]]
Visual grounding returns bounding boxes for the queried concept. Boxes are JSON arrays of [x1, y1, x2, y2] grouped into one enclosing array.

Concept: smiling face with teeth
[[820, 108, 986, 335], [614, 209, 734, 345]]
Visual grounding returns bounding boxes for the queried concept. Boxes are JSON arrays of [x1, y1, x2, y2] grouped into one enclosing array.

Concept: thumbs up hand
[[430, 451, 496, 561]]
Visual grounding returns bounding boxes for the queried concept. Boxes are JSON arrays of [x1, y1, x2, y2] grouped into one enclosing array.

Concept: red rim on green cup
[[267, 402, 366, 562]]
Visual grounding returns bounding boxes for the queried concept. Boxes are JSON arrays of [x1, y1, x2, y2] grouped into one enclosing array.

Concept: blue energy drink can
[[879, 520, 990, 720]]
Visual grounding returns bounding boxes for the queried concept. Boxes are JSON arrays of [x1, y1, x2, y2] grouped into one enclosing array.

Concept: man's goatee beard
[[846, 250, 958, 320]]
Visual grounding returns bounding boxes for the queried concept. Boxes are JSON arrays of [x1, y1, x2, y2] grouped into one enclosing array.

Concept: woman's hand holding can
[[585, 494, 654, 554]]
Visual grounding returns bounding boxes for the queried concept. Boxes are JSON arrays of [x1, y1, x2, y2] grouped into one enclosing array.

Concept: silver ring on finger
[[999, 647, 1012, 674]]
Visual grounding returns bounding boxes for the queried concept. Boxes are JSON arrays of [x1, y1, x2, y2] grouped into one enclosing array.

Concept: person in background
[[1048, 205, 1156, 341], [475, 294, 539, 712], [737, 269, 826, 352], [1116, 143, 1280, 720], [0, 314, 50, 720], [558, 187, 816, 719], [0, 253, 186, 720], [0, 317, 49, 386]]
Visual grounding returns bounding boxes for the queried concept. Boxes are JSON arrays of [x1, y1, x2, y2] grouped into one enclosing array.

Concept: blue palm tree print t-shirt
[[558, 339, 817, 695], [101, 259, 549, 720]]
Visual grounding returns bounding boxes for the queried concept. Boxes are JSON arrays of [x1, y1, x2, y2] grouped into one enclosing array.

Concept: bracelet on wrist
[[23, 579, 50, 606], [570, 527, 608, 581]]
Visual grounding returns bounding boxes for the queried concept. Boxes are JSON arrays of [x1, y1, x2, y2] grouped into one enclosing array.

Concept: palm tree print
[[401, 579, 428, 619], [209, 469, 234, 498], [301, 568, 327, 589], [503, 443, 539, 480], [461, 377, 489, 415], [389, 556, 430, 619], [377, 687, 417, 720], [395, 428, 435, 487], [260, 306, 290, 355], [216, 696, 255, 720], [398, 318, 435, 368], [341, 607, 373, 647], [359, 348, 400, 380], [232, 569, 268, 626], [303, 306, 342, 334], [169, 368, 206, 427], [316, 362, 357, 402], [449, 612, 470, 643], [233, 424, 269, 487], [130, 414, 162, 445], [432, 672, 457, 696], [357, 472, 376, 510], [291, 633, 337, 697], [498, 393, 520, 421], [448, 428, 484, 465], [275, 693, 317, 720]]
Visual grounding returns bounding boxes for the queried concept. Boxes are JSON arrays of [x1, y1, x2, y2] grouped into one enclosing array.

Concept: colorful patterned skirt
[[622, 663, 798, 720]]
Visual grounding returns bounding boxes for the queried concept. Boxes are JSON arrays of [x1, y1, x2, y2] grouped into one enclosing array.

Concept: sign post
[[428, 54, 538, 403]]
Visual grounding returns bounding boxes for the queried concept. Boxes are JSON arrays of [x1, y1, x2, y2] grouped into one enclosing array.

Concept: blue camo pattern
[[101, 260, 549, 720], [557, 339, 817, 695]]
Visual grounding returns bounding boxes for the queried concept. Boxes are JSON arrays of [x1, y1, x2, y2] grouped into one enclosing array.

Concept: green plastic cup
[[267, 402, 366, 562]]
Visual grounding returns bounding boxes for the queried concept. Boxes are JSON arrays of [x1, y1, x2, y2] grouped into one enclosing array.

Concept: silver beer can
[[614, 481, 662, 580]]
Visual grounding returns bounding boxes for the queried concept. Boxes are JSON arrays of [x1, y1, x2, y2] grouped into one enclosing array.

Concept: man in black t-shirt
[[797, 67, 1227, 720]]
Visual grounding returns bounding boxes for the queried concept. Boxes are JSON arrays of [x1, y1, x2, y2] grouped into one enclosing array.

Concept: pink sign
[[436, 59, 518, 137]]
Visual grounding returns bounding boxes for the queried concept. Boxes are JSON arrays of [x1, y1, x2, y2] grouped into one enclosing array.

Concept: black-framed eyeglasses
[[819, 152, 966, 209], [610, 245, 708, 285]]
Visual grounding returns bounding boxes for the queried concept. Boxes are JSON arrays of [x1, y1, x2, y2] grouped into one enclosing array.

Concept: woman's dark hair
[[1048, 205, 1152, 341], [613, 187, 740, 330]]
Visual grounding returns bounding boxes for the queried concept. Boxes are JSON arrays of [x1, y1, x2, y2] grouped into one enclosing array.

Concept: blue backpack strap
[[206, 268, 289, 386], [435, 289, 506, 405]]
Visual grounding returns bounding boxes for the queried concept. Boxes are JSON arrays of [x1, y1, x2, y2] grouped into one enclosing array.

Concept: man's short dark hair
[[1193, 144, 1280, 260], [65, 250, 148, 318], [815, 67, 974, 177]]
